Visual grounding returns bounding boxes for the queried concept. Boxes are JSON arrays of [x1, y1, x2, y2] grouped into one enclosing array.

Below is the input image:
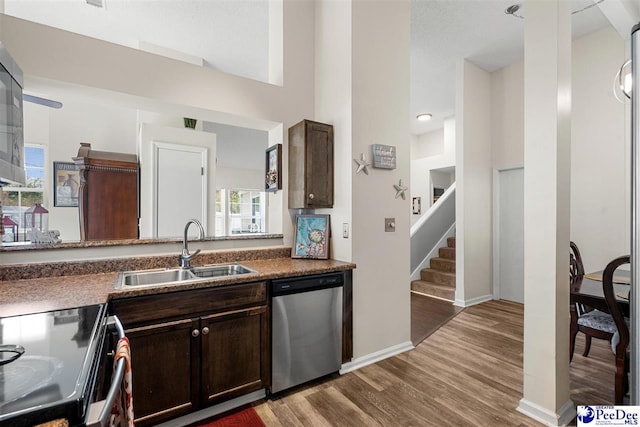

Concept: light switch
[[343, 223, 349, 238], [385, 218, 395, 232]]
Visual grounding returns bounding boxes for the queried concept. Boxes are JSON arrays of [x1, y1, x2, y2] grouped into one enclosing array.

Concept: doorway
[[152, 141, 208, 238], [493, 167, 524, 303]]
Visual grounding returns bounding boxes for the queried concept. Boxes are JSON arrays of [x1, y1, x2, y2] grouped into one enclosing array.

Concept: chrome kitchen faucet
[[179, 219, 205, 269]]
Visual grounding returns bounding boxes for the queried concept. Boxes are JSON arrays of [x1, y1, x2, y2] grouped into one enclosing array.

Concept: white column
[[517, 1, 573, 425], [454, 60, 493, 307]]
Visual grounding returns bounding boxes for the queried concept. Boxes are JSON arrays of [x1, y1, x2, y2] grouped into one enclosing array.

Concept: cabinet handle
[[308, 193, 315, 200], [202, 327, 210, 335], [192, 329, 200, 337]]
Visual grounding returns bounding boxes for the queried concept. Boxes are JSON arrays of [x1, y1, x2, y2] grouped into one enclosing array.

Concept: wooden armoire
[[73, 143, 139, 240]]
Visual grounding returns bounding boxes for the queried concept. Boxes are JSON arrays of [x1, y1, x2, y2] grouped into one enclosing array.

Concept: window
[[215, 189, 266, 236], [2, 144, 46, 242]]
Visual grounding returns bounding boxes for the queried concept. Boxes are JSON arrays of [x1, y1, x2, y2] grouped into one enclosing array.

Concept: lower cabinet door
[[200, 306, 268, 404], [126, 318, 200, 427]]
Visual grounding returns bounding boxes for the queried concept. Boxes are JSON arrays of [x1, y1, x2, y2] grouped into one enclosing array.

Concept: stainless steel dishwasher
[[271, 272, 343, 394]]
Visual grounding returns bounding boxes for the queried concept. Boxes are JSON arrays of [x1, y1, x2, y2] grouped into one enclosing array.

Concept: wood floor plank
[[411, 292, 463, 345], [304, 386, 382, 427], [254, 300, 616, 426]]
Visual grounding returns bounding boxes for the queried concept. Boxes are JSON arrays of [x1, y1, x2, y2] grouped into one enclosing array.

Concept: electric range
[[0, 304, 108, 427]]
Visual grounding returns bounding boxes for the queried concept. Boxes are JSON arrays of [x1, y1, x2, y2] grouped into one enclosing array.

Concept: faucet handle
[[187, 249, 201, 260]]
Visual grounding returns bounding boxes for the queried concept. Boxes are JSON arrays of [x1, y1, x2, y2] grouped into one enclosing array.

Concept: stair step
[[439, 246, 456, 260], [411, 280, 455, 301], [430, 257, 455, 273], [420, 269, 456, 287], [447, 237, 456, 248]]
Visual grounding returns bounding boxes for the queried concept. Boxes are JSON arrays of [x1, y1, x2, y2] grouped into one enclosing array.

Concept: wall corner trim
[[339, 341, 414, 374], [517, 398, 575, 427], [454, 294, 493, 308]]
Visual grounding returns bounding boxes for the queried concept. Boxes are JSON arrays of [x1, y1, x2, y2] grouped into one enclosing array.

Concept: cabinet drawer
[[111, 281, 267, 326]]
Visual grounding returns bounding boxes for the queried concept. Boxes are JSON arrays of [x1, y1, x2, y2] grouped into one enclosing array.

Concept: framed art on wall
[[265, 144, 282, 192], [53, 162, 80, 207], [292, 214, 330, 259]]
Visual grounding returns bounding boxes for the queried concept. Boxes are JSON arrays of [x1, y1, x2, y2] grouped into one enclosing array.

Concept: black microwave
[[0, 43, 24, 185]]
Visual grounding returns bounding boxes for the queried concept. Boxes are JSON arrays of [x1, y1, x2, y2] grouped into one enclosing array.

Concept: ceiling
[[3, 0, 629, 136]]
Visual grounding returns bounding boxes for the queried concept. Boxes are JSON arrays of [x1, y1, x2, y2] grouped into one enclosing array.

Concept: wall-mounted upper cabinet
[[288, 120, 334, 209]]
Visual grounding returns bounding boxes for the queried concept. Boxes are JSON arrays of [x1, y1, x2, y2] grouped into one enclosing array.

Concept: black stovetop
[[0, 304, 107, 427]]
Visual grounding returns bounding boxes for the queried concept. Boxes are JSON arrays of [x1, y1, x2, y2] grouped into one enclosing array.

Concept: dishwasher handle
[[86, 315, 126, 427], [272, 272, 344, 297]]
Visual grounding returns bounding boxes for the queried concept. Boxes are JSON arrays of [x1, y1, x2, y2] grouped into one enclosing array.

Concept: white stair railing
[[410, 183, 456, 279]]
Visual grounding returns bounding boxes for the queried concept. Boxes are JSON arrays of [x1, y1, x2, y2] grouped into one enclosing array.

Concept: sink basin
[[121, 268, 196, 287], [115, 264, 257, 288], [191, 264, 256, 278]]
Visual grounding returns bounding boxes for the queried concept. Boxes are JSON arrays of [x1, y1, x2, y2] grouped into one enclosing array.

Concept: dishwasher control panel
[[271, 272, 344, 296]]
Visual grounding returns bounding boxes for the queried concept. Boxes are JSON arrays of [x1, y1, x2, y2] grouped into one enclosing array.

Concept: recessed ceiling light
[[416, 113, 432, 122]]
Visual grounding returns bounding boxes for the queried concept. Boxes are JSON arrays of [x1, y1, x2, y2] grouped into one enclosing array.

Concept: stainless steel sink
[[191, 264, 256, 278], [115, 264, 257, 288]]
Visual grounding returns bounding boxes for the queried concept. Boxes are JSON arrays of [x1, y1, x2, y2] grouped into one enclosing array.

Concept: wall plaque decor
[[412, 197, 421, 215], [53, 162, 80, 207], [371, 144, 396, 169], [265, 144, 282, 192]]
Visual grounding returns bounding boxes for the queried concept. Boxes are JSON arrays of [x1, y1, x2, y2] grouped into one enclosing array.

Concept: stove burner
[[0, 355, 64, 407], [0, 345, 25, 366]]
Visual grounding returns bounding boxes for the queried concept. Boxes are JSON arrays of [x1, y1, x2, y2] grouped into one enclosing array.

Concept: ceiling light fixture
[[85, 0, 104, 8], [416, 113, 432, 122], [505, 0, 605, 20], [505, 4, 524, 19]]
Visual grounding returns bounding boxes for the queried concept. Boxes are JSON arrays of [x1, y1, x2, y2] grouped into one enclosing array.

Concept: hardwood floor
[[254, 300, 616, 426], [411, 291, 463, 346]]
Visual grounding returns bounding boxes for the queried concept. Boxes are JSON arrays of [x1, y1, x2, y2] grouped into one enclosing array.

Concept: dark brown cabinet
[[288, 120, 334, 209], [73, 143, 139, 241], [201, 306, 268, 404], [110, 282, 269, 427]]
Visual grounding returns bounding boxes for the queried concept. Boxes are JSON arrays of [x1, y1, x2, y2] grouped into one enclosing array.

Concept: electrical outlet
[[385, 218, 396, 232], [343, 223, 349, 238]]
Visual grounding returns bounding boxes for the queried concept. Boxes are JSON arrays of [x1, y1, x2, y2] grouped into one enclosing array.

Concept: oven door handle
[[86, 315, 126, 427]]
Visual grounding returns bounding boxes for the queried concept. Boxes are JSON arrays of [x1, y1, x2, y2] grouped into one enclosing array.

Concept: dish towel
[[110, 337, 134, 427]]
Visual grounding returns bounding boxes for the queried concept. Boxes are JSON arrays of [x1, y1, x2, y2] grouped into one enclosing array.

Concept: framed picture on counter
[[53, 162, 80, 207], [292, 214, 330, 260], [265, 144, 282, 192]]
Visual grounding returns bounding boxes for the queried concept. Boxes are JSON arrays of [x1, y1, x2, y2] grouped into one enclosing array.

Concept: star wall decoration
[[353, 153, 370, 175], [393, 179, 408, 200]]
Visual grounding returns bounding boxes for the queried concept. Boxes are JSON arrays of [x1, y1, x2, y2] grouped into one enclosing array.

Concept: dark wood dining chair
[[569, 241, 616, 362], [602, 255, 631, 404]]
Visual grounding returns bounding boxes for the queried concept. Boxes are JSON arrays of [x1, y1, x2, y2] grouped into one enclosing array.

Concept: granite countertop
[[0, 257, 355, 317]]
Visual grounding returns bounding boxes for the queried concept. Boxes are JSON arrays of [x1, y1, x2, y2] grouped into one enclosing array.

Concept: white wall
[[491, 61, 524, 169], [314, 0, 352, 264], [350, 1, 411, 357], [23, 95, 138, 241], [411, 127, 444, 158], [2, 2, 315, 248], [490, 26, 628, 272], [455, 60, 493, 306], [571, 26, 628, 271], [410, 117, 455, 225]]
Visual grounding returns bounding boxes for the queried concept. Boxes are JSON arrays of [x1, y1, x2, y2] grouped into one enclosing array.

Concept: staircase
[[411, 237, 456, 301]]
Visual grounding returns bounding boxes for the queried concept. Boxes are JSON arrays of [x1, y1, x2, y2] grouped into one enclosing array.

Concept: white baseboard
[[517, 398, 575, 426], [340, 341, 414, 374], [454, 294, 493, 308]]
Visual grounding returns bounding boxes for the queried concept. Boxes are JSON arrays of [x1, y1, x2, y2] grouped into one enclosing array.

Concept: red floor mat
[[197, 407, 265, 427]]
